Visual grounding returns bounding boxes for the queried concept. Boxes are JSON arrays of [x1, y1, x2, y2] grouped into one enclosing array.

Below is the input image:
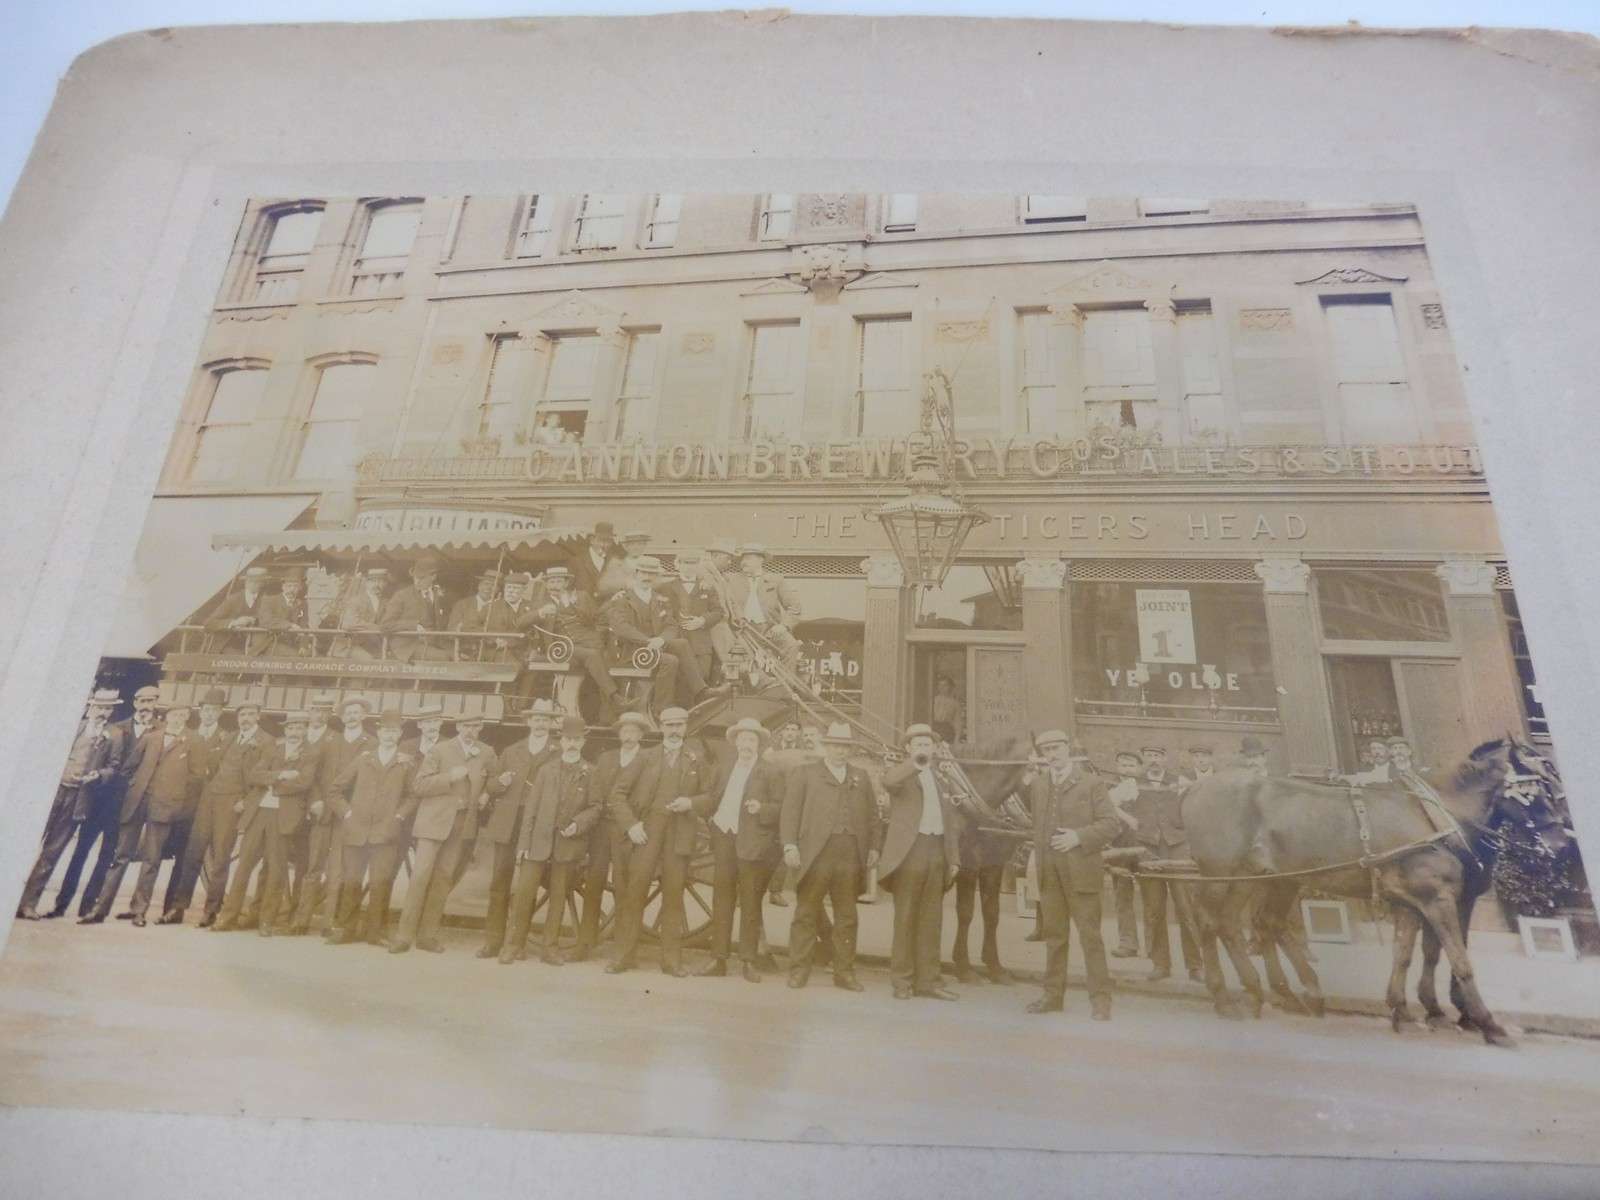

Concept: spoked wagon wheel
[[640, 826, 717, 949], [528, 875, 617, 950]]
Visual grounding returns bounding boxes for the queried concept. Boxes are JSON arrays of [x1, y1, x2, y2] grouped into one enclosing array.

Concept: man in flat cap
[[780, 722, 882, 992], [1106, 749, 1146, 960], [381, 556, 452, 662], [722, 543, 802, 672], [391, 712, 497, 953], [607, 707, 710, 976], [278, 693, 337, 932], [1179, 742, 1217, 792], [325, 709, 417, 945], [573, 710, 651, 960], [214, 710, 315, 936], [1127, 746, 1200, 983], [74, 685, 164, 917], [1024, 730, 1120, 1019], [17, 688, 124, 920], [502, 715, 602, 965], [878, 724, 963, 1000], [694, 717, 784, 982], [204, 566, 273, 654], [475, 700, 559, 959]]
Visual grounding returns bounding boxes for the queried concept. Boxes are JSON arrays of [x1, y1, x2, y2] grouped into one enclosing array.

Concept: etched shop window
[[1316, 568, 1451, 643]]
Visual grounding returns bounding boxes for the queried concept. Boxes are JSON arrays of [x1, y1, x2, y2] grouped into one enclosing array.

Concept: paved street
[[2, 912, 1599, 1165]]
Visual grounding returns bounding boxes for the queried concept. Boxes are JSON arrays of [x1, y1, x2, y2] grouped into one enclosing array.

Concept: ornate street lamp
[[867, 369, 990, 613], [981, 562, 1023, 611]]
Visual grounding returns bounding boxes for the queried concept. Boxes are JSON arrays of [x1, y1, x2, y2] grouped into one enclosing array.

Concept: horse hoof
[[1389, 1007, 1408, 1033], [1424, 1012, 1452, 1032], [1457, 1015, 1484, 1035]]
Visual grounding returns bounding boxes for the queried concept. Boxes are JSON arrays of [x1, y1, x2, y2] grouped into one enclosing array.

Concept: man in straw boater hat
[[1022, 730, 1121, 1019], [84, 700, 201, 927], [203, 565, 273, 654], [390, 711, 498, 954], [605, 555, 725, 714], [475, 699, 560, 960], [780, 722, 883, 992], [501, 715, 603, 966], [16, 687, 124, 920], [291, 693, 377, 936], [380, 555, 453, 662], [693, 717, 785, 982], [72, 684, 161, 919], [324, 708, 417, 945], [606, 706, 711, 977], [573, 709, 652, 961], [878, 724, 964, 1001]]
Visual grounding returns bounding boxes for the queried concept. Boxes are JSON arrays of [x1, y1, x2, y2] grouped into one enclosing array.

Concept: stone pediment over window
[[507, 290, 625, 332], [1296, 267, 1409, 286], [1045, 260, 1175, 302], [740, 276, 812, 298], [842, 272, 918, 292]]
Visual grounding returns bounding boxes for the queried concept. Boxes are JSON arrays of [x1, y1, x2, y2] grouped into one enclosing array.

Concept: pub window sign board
[[4, 175, 1600, 1170]]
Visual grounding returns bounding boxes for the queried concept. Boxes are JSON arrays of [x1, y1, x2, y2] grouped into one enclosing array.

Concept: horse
[[1179, 737, 1574, 1046], [946, 739, 1034, 984]]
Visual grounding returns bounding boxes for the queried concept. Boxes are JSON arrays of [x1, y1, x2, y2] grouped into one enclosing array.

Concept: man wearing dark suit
[[662, 549, 724, 683], [70, 686, 159, 919], [567, 521, 619, 600], [879, 724, 963, 1001], [693, 717, 784, 982], [390, 714, 497, 953], [780, 723, 883, 992], [174, 699, 268, 926], [606, 707, 710, 976], [293, 694, 376, 937], [213, 712, 316, 935], [16, 689, 124, 920], [1130, 745, 1201, 983], [476, 700, 559, 958], [204, 566, 273, 654], [1025, 730, 1122, 1019], [335, 568, 389, 660], [160, 687, 233, 923], [501, 715, 602, 965], [573, 710, 649, 959], [535, 566, 621, 712], [380, 556, 452, 663], [606, 555, 718, 713], [279, 692, 336, 933], [258, 566, 316, 657], [84, 703, 201, 925], [325, 709, 417, 945]]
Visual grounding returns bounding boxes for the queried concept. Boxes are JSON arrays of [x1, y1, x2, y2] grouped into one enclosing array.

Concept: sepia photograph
[[2, 183, 1596, 1162]]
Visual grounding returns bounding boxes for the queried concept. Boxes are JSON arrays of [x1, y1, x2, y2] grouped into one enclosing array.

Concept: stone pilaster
[[1018, 556, 1073, 735], [1144, 296, 1184, 443], [859, 554, 912, 744], [1436, 560, 1525, 740], [1255, 557, 1339, 776]]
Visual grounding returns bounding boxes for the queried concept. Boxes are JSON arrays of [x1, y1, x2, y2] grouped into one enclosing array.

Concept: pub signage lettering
[[784, 508, 1310, 542]]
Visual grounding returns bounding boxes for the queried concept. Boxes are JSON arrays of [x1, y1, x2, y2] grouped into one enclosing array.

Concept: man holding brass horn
[[879, 725, 963, 1001]]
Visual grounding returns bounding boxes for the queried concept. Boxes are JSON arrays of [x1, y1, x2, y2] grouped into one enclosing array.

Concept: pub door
[[910, 643, 1027, 748], [1327, 654, 1473, 772]]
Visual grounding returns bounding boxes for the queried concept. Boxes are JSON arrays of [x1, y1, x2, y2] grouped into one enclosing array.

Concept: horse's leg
[[1192, 882, 1243, 1020], [1266, 883, 1324, 1016], [951, 868, 976, 982], [1216, 882, 1267, 1019], [1386, 904, 1422, 1032], [979, 864, 1010, 983], [1419, 892, 1512, 1046], [1448, 895, 1476, 1033], [1416, 923, 1450, 1030]]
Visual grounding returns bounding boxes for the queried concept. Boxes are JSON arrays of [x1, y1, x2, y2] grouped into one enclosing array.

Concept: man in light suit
[[476, 700, 559, 958], [390, 714, 497, 953], [501, 715, 602, 965], [335, 567, 389, 660], [16, 688, 124, 920], [84, 703, 202, 925], [878, 724, 963, 1001], [722, 543, 801, 671], [1025, 730, 1122, 1019], [693, 717, 784, 982], [204, 566, 273, 654], [380, 556, 452, 663], [780, 723, 882, 992], [606, 707, 710, 976]]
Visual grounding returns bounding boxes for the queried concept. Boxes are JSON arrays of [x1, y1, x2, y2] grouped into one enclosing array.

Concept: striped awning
[[210, 527, 590, 555]]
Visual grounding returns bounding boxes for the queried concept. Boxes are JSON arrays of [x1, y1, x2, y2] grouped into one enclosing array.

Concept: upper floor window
[[644, 195, 681, 249], [759, 194, 794, 240], [1017, 310, 1060, 435], [536, 334, 600, 442], [1081, 307, 1157, 432], [882, 194, 918, 233], [572, 194, 627, 251], [1176, 302, 1225, 438], [1023, 195, 1087, 224], [743, 321, 804, 440], [243, 204, 323, 304], [515, 196, 555, 257], [857, 315, 916, 438], [293, 360, 375, 481], [613, 329, 662, 440], [1322, 295, 1417, 442], [1143, 199, 1208, 217], [351, 201, 421, 297], [190, 365, 269, 482], [477, 335, 538, 442]]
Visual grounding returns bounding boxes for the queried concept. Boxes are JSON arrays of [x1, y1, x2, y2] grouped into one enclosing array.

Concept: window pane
[[1317, 569, 1451, 642], [1018, 310, 1058, 434], [1071, 582, 1279, 720], [190, 425, 249, 483], [574, 194, 627, 249], [761, 194, 794, 239], [207, 368, 269, 424], [544, 336, 599, 404], [516, 196, 554, 257], [745, 322, 801, 438], [293, 420, 361, 480], [1082, 309, 1156, 390], [858, 317, 914, 437], [309, 363, 375, 420], [1024, 195, 1087, 222], [1324, 296, 1417, 442], [646, 195, 681, 247], [262, 209, 321, 260], [614, 330, 661, 440], [480, 337, 537, 439], [1177, 305, 1225, 437], [885, 193, 917, 230], [360, 204, 422, 261]]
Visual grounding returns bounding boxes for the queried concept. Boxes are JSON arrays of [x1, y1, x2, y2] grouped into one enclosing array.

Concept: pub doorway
[[909, 640, 1028, 748], [1326, 654, 1473, 773]]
